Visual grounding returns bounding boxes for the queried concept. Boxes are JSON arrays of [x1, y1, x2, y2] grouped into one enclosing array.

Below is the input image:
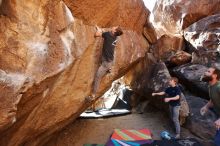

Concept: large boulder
[[126, 61, 190, 125], [150, 35, 184, 61], [167, 51, 192, 67], [63, 0, 149, 33], [185, 95, 217, 140], [143, 18, 157, 44], [171, 64, 209, 99], [152, 0, 220, 37], [184, 14, 220, 66], [0, 0, 149, 145], [146, 62, 171, 110], [125, 61, 171, 111]]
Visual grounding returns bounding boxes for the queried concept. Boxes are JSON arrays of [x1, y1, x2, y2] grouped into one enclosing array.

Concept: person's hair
[[115, 27, 123, 36], [213, 67, 220, 80], [170, 77, 178, 84]]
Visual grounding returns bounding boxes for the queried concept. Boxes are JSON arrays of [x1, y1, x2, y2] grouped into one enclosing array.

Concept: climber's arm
[[94, 25, 103, 37]]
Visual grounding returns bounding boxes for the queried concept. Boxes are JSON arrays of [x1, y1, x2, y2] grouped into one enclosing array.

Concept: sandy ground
[[45, 106, 196, 146]]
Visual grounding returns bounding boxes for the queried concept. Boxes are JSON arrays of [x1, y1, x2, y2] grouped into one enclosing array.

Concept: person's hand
[[164, 98, 170, 103], [95, 25, 99, 30], [215, 118, 220, 130], [200, 105, 208, 116], [200, 75, 204, 81], [152, 93, 156, 96], [108, 67, 112, 72], [95, 25, 102, 32]]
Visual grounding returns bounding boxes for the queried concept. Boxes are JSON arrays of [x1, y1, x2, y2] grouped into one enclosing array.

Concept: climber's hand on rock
[[108, 67, 112, 72], [95, 25, 102, 32]]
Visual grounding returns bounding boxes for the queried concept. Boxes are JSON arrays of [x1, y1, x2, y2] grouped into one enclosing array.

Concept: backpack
[[179, 93, 190, 116], [177, 85, 190, 125]]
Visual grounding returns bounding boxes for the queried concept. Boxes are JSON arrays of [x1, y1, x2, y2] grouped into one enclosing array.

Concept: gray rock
[[171, 64, 209, 99], [148, 62, 171, 110], [185, 95, 218, 140]]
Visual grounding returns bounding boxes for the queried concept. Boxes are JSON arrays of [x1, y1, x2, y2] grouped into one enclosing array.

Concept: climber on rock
[[85, 25, 123, 104]]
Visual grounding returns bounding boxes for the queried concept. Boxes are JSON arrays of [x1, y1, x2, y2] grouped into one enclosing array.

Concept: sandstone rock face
[[63, 0, 149, 33], [184, 14, 220, 66], [152, 0, 220, 37], [143, 19, 157, 44], [151, 35, 184, 61], [0, 0, 149, 145], [184, 14, 220, 51], [171, 64, 209, 99], [168, 51, 192, 67]]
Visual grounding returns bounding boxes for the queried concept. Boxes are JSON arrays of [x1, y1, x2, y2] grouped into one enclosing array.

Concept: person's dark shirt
[[165, 86, 181, 106], [101, 32, 117, 62]]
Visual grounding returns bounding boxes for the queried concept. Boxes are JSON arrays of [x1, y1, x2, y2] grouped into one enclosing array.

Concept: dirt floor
[[45, 106, 197, 146]]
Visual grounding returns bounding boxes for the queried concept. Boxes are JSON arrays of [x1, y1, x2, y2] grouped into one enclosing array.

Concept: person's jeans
[[215, 129, 220, 146], [169, 105, 181, 135], [92, 61, 113, 95]]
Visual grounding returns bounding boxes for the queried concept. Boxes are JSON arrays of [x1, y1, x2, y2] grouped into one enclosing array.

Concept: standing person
[[86, 26, 123, 103], [152, 77, 181, 138], [200, 67, 220, 146]]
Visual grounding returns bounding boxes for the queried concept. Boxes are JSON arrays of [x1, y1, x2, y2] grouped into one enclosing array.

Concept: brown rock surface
[[184, 14, 220, 51], [63, 0, 149, 33], [143, 18, 157, 44], [184, 14, 220, 65], [152, 0, 220, 37], [151, 35, 184, 61], [168, 51, 192, 67], [0, 0, 149, 145]]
